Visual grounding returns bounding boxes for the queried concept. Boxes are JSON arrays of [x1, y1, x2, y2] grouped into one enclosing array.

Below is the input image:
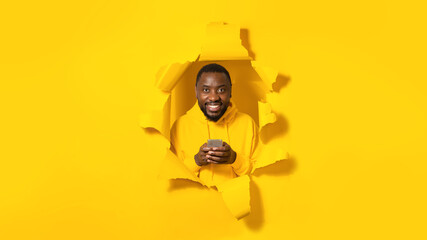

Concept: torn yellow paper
[[158, 149, 204, 185], [139, 90, 171, 140], [199, 22, 252, 61], [258, 101, 277, 131], [217, 175, 251, 219], [251, 61, 279, 92], [253, 143, 289, 172], [139, 22, 289, 220], [155, 62, 192, 92]]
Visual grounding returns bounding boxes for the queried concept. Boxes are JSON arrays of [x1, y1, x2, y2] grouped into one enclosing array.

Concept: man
[[170, 63, 260, 186]]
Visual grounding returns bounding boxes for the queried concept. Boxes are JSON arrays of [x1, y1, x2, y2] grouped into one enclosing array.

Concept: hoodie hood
[[187, 100, 238, 125]]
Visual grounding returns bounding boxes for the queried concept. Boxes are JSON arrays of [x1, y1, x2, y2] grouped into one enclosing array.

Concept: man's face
[[195, 72, 231, 122]]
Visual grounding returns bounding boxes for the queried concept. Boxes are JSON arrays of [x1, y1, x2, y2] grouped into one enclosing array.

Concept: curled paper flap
[[139, 90, 171, 140], [217, 175, 251, 219], [158, 149, 204, 185], [199, 22, 252, 61], [258, 101, 277, 132], [253, 143, 289, 172], [156, 62, 192, 92], [251, 61, 279, 92]]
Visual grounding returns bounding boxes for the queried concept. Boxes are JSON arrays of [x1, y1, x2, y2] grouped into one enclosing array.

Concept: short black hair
[[196, 63, 231, 86]]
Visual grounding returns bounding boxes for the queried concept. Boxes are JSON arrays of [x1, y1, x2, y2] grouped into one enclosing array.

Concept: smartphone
[[207, 139, 223, 148]]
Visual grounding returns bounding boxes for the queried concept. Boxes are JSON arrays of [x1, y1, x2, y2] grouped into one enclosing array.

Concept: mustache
[[205, 101, 222, 104]]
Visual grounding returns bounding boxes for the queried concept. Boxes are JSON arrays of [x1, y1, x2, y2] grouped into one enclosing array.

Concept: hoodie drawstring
[[206, 120, 232, 182], [206, 121, 213, 181]]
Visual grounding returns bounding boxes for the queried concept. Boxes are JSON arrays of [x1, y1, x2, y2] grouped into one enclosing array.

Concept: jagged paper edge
[[158, 149, 205, 185], [139, 22, 290, 219], [199, 22, 252, 61], [216, 175, 251, 220], [251, 62, 289, 172]]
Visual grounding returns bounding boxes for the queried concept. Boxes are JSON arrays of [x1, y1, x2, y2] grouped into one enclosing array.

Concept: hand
[[195, 142, 237, 166], [194, 143, 210, 166]]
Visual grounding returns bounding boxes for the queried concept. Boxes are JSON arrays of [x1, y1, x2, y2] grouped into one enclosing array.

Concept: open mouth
[[206, 102, 221, 112]]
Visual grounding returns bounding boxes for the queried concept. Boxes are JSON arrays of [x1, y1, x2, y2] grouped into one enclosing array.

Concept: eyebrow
[[202, 84, 227, 88]]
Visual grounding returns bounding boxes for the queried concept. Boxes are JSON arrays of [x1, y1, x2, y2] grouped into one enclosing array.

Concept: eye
[[203, 88, 209, 92], [218, 88, 225, 93]]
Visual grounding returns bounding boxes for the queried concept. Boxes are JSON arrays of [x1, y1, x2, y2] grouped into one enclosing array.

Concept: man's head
[[195, 63, 232, 122]]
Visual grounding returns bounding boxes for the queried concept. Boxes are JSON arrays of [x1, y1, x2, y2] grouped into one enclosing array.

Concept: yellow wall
[[1, 0, 426, 239]]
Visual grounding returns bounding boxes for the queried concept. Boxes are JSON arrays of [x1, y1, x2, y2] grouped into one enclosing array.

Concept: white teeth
[[206, 102, 221, 112], [207, 105, 220, 111]]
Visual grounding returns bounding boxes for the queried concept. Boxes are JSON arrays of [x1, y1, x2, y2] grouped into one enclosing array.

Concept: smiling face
[[195, 72, 232, 122]]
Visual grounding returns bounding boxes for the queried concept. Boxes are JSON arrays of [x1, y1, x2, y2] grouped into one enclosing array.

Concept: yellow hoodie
[[170, 101, 260, 186]]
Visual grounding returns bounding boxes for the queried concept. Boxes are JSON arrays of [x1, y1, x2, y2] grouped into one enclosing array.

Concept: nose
[[208, 91, 220, 102]]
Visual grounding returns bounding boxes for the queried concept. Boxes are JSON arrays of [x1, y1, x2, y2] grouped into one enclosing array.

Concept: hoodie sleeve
[[231, 153, 252, 176], [170, 120, 201, 175], [231, 118, 259, 176]]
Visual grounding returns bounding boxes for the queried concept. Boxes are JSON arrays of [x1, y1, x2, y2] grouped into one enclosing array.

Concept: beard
[[199, 103, 228, 122]]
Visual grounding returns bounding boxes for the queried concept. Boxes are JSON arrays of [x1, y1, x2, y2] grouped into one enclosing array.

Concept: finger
[[208, 151, 230, 157], [208, 155, 227, 162], [207, 159, 220, 164], [222, 142, 231, 150], [206, 155, 217, 163], [202, 147, 213, 151], [211, 147, 227, 151], [203, 156, 211, 164]]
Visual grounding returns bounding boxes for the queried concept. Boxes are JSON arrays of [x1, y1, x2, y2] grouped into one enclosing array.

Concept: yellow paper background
[[1, 1, 427, 239]]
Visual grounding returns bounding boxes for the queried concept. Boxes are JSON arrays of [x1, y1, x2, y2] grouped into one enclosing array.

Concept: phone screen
[[207, 139, 223, 148]]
